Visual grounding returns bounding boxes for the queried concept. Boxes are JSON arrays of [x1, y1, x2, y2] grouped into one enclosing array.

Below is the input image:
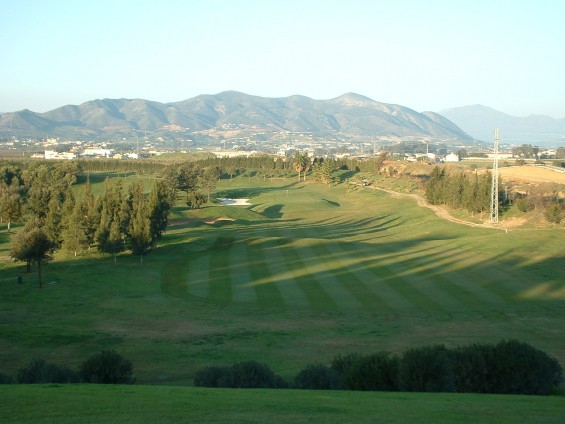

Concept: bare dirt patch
[[499, 166, 565, 184]]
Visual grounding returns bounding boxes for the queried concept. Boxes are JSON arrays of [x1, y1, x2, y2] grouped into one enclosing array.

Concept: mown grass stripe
[[243, 238, 286, 308], [327, 241, 414, 312], [368, 247, 451, 313], [185, 253, 210, 298], [294, 239, 363, 311], [425, 249, 509, 306], [315, 241, 396, 313], [260, 237, 310, 308], [272, 236, 340, 311], [393, 246, 493, 310], [207, 245, 233, 304], [228, 239, 256, 303]]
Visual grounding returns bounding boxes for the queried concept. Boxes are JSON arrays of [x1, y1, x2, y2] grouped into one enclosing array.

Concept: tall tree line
[[425, 167, 493, 215]]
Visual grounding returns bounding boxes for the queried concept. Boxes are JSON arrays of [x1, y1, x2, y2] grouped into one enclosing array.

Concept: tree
[[199, 166, 222, 203], [544, 203, 562, 224], [0, 182, 22, 231], [61, 199, 89, 256], [127, 182, 151, 263], [80, 350, 134, 384], [96, 180, 127, 262], [293, 153, 310, 181], [44, 196, 63, 246], [163, 162, 200, 202], [313, 159, 335, 186], [10, 222, 56, 288], [147, 180, 172, 246]]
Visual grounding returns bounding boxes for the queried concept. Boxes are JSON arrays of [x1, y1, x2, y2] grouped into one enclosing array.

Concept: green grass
[[1, 176, 564, 389], [1, 385, 564, 424]]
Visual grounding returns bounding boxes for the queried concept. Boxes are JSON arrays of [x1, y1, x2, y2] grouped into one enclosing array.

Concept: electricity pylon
[[489, 129, 499, 223]]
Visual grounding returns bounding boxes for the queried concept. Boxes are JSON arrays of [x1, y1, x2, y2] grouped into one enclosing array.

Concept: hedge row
[[0, 350, 134, 385], [195, 340, 563, 395]]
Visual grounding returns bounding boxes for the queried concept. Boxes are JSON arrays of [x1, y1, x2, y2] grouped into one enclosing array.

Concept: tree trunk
[[7, 220, 11, 231]]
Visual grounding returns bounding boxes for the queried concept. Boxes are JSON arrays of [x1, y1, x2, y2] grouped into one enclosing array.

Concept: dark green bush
[[451, 343, 493, 393], [331, 352, 361, 389], [398, 345, 456, 392], [193, 365, 232, 388], [331, 352, 398, 391], [0, 372, 13, 384], [17, 358, 79, 384], [488, 340, 563, 395], [293, 364, 341, 390], [80, 350, 134, 384], [229, 360, 287, 388], [193, 361, 287, 388]]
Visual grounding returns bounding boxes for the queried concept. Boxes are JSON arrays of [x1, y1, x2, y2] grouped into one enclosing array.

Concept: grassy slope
[[0, 176, 564, 387], [1, 385, 564, 424]]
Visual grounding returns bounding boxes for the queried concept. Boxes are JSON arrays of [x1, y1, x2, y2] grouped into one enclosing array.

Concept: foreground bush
[[332, 353, 398, 391], [17, 359, 79, 384], [80, 350, 134, 384], [0, 371, 13, 384], [398, 345, 456, 392], [488, 340, 563, 395], [293, 364, 341, 390], [194, 361, 287, 388]]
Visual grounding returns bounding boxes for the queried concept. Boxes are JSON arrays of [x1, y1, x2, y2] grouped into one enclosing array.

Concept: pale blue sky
[[1, 0, 564, 117]]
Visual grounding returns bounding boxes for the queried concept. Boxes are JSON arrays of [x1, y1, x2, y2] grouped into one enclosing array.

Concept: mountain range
[[441, 105, 565, 147], [0, 91, 472, 142]]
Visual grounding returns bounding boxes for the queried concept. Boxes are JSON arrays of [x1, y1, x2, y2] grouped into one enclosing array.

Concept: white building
[[445, 152, 460, 162], [44, 150, 76, 160]]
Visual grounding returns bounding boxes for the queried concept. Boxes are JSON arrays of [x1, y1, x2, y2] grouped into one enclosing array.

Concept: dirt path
[[367, 185, 505, 230]]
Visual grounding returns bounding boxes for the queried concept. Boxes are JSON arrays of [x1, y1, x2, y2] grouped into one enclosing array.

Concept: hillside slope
[[0, 91, 473, 141]]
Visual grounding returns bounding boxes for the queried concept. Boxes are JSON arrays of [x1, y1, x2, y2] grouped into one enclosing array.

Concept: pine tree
[[147, 180, 171, 246], [128, 183, 152, 263], [44, 196, 63, 246], [61, 200, 89, 256]]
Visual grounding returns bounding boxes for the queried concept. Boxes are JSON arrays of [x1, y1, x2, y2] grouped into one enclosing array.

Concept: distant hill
[[0, 91, 472, 142], [440, 105, 565, 147]]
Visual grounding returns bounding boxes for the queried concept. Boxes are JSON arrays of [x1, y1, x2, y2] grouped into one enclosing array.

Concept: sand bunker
[[219, 198, 250, 206]]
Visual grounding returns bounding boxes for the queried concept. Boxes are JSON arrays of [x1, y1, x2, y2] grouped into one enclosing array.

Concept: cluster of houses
[[40, 149, 141, 160]]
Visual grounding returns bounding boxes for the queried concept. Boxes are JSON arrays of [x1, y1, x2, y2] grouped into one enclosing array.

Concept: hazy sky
[[1, 0, 564, 117]]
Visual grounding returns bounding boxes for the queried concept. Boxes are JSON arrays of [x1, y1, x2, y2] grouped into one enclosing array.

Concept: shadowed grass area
[[1, 176, 564, 388], [1, 385, 564, 424]]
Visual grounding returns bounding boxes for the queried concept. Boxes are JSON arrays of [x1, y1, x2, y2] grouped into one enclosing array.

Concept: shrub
[[229, 360, 287, 388], [451, 343, 493, 393], [516, 197, 534, 212], [186, 191, 206, 209], [331, 353, 398, 391], [193, 361, 287, 388], [398, 345, 456, 392], [0, 372, 13, 384], [17, 358, 79, 384], [80, 350, 134, 384], [543, 203, 562, 223], [193, 365, 232, 388], [487, 340, 563, 395], [293, 364, 341, 390]]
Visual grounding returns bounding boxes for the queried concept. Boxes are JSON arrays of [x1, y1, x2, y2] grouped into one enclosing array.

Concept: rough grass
[[0, 177, 564, 388], [1, 385, 564, 424]]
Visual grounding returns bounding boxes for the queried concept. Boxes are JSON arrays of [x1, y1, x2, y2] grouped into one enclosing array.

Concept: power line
[[490, 129, 499, 224]]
